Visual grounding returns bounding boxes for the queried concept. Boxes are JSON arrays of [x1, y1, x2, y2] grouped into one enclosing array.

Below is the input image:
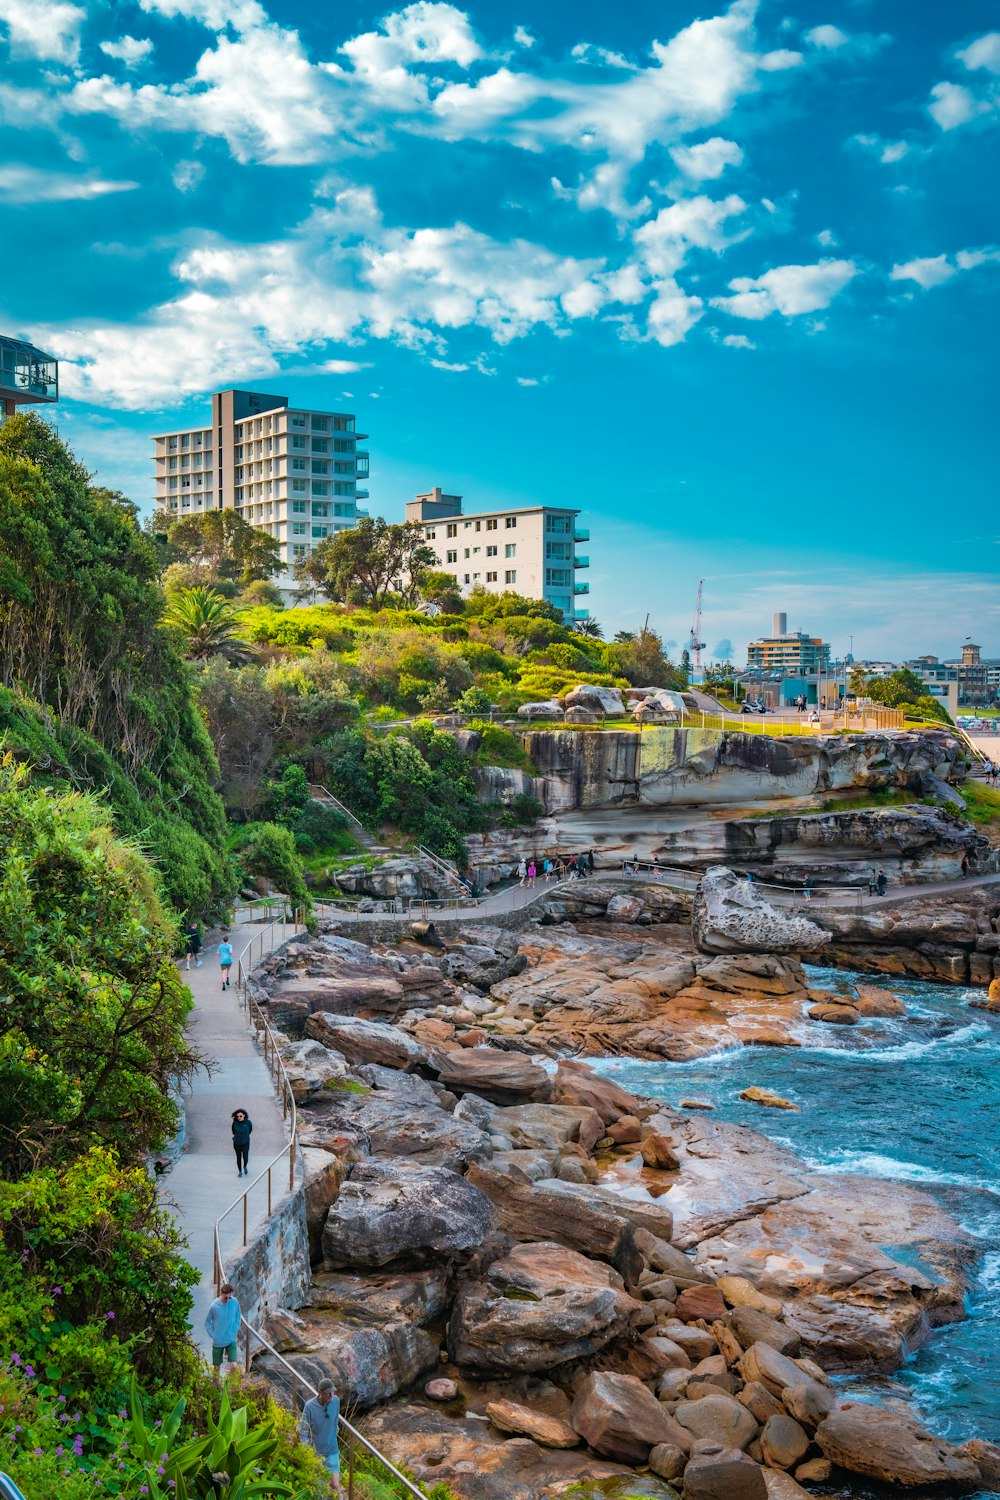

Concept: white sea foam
[[791, 1021, 991, 1064], [807, 1148, 1000, 1198]]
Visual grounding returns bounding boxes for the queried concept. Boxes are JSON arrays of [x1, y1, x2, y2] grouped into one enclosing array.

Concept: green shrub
[[230, 821, 311, 912]]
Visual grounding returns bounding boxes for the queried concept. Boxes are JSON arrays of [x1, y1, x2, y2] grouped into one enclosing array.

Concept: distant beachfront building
[[405, 487, 590, 624], [0, 333, 58, 418], [746, 613, 831, 675], [153, 388, 368, 581]]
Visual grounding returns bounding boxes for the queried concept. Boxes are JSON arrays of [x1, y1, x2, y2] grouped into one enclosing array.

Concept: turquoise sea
[[591, 965, 1000, 1497]]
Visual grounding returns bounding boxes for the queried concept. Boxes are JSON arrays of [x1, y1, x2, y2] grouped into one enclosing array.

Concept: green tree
[[574, 617, 603, 639], [299, 518, 436, 609], [847, 665, 870, 697], [163, 586, 254, 663], [679, 647, 691, 683], [420, 569, 465, 613], [167, 509, 282, 586], [230, 821, 310, 911], [0, 758, 197, 1177], [605, 624, 679, 688]]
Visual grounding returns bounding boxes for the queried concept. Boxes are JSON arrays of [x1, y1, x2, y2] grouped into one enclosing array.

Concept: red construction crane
[[689, 578, 706, 669]]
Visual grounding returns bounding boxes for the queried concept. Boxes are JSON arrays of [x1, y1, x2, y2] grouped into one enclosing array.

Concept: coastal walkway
[[162, 915, 298, 1350]]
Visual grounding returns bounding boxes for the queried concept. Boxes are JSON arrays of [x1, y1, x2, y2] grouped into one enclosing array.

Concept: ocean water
[[588, 965, 1000, 1483]]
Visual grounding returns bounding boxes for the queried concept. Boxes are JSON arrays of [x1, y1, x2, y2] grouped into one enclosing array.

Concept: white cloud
[[172, 158, 205, 191], [957, 32, 1000, 74], [69, 23, 342, 165], [646, 280, 703, 347], [712, 258, 858, 319], [723, 332, 755, 348], [341, 2, 481, 107], [430, 358, 469, 370], [669, 136, 744, 181], [100, 35, 154, 66], [851, 132, 908, 164], [928, 80, 981, 130], [0, 164, 138, 202], [758, 49, 802, 71], [321, 359, 371, 372], [516, 375, 539, 385], [513, 25, 534, 49], [890, 247, 1000, 289], [633, 193, 748, 276], [0, 0, 84, 63], [806, 25, 848, 50], [137, 0, 267, 31], [816, 227, 839, 248], [570, 42, 634, 70]]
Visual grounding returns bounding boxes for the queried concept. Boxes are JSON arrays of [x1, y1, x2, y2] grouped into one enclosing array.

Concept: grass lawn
[[962, 780, 1000, 832]]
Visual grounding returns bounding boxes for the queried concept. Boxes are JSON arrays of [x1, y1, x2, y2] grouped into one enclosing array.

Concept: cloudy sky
[[1, 0, 997, 661]]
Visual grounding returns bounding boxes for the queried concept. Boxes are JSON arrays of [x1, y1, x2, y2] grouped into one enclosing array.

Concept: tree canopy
[[297, 517, 436, 608], [165, 508, 282, 586]]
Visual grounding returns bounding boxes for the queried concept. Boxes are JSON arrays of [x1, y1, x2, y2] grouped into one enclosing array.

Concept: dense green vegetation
[[0, 414, 235, 918], [849, 666, 951, 725]]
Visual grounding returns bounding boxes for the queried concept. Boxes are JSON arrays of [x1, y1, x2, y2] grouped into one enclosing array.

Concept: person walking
[[218, 932, 234, 990], [516, 859, 527, 887], [232, 1108, 253, 1177], [300, 1379, 342, 1493], [587, 848, 595, 875], [875, 870, 888, 897], [576, 853, 587, 880], [526, 859, 537, 888], [184, 921, 202, 971], [205, 1282, 242, 1382]]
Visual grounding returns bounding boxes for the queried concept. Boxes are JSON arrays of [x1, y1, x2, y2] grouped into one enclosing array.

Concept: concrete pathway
[[162, 919, 297, 1352]]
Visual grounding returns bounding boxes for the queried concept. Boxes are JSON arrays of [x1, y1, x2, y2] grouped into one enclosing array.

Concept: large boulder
[[517, 699, 564, 719], [570, 1371, 692, 1464], [321, 1161, 497, 1269], [259, 1303, 438, 1412], [431, 1047, 554, 1105], [484, 1398, 579, 1449], [488, 1103, 605, 1155], [552, 1060, 651, 1124], [305, 1013, 427, 1071], [280, 1039, 350, 1101], [694, 868, 830, 956], [562, 684, 626, 716], [815, 1404, 982, 1490], [683, 1443, 768, 1500], [674, 1393, 758, 1451], [448, 1241, 634, 1373], [300, 1091, 493, 1173], [466, 1163, 643, 1285]]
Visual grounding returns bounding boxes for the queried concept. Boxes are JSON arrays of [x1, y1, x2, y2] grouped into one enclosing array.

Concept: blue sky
[[1, 0, 997, 662]]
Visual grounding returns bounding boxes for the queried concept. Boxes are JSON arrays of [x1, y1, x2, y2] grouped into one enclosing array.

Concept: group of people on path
[[516, 850, 595, 886], [184, 922, 233, 989], [205, 1285, 342, 1491]]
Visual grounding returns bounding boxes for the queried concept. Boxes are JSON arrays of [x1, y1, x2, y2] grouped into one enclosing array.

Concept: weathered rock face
[[260, 1301, 439, 1411], [430, 1047, 553, 1104], [304, 1013, 428, 1071], [693, 868, 830, 955], [816, 1403, 982, 1490], [562, 684, 626, 716], [448, 1241, 635, 1372], [280, 1039, 350, 1101], [321, 1161, 498, 1269], [298, 1089, 493, 1173], [570, 1371, 692, 1464], [808, 886, 1000, 986], [515, 725, 964, 813]]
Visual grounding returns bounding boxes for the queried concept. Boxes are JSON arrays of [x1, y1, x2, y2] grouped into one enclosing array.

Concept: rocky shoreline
[[247, 888, 1000, 1499]]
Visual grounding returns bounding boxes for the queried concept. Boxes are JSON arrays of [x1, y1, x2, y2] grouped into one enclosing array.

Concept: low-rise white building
[[405, 487, 590, 623], [153, 388, 368, 582]]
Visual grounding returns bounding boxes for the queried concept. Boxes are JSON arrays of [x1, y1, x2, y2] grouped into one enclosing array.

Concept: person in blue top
[[218, 933, 233, 990], [299, 1379, 341, 1493], [204, 1282, 242, 1381]]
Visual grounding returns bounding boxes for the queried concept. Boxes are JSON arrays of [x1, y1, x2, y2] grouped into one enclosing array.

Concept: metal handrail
[[211, 913, 429, 1499], [212, 912, 305, 1292]]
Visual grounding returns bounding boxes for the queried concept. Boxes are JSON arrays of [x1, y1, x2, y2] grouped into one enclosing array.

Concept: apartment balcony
[[356, 451, 370, 480], [355, 488, 369, 502], [573, 581, 590, 596], [573, 608, 590, 621], [574, 554, 589, 568], [574, 528, 590, 543]]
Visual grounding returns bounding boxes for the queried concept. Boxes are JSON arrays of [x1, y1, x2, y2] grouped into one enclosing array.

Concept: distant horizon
[[2, 0, 997, 659]]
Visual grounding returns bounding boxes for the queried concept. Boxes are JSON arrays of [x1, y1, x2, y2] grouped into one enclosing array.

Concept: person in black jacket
[[231, 1108, 253, 1177]]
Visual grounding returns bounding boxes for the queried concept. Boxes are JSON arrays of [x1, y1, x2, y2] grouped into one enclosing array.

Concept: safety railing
[[212, 911, 306, 1292], [416, 843, 470, 895], [211, 914, 430, 1499], [307, 783, 372, 843], [616, 861, 868, 909]]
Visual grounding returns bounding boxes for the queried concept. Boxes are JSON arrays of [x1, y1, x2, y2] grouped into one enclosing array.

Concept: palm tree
[[574, 617, 604, 639], [162, 586, 254, 663]]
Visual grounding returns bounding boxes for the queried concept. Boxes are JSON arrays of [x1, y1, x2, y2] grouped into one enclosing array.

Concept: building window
[[446, 524, 458, 538], [292, 500, 307, 513], [312, 525, 327, 539], [291, 480, 307, 493], [505, 516, 517, 529], [463, 548, 470, 559], [334, 482, 354, 495], [312, 481, 329, 496], [486, 571, 498, 582], [486, 518, 497, 531], [463, 573, 471, 584], [505, 543, 516, 558], [291, 435, 306, 449], [291, 458, 306, 471], [292, 523, 306, 536], [292, 544, 306, 558], [473, 572, 481, 581], [446, 549, 457, 563], [334, 438, 355, 453], [334, 461, 354, 475], [486, 545, 497, 557], [505, 570, 517, 584], [312, 503, 329, 517], [291, 414, 306, 428], [311, 460, 328, 475], [333, 417, 355, 432], [312, 416, 329, 431], [334, 503, 352, 517], [425, 529, 436, 540], [474, 521, 481, 531], [312, 438, 329, 454]]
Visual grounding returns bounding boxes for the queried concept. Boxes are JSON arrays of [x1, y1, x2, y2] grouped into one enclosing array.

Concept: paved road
[[161, 919, 298, 1351]]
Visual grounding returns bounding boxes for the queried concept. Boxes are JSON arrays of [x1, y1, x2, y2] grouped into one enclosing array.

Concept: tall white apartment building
[[405, 488, 590, 623], [153, 388, 368, 579]]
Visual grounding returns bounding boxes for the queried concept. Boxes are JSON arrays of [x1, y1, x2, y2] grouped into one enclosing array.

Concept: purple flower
[[106, 1311, 116, 1320], [56, 1445, 64, 1456], [24, 1366, 35, 1379], [11, 1354, 20, 1366], [58, 1394, 67, 1402], [52, 1286, 62, 1296], [140, 1488, 149, 1495], [33, 1447, 42, 1455]]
